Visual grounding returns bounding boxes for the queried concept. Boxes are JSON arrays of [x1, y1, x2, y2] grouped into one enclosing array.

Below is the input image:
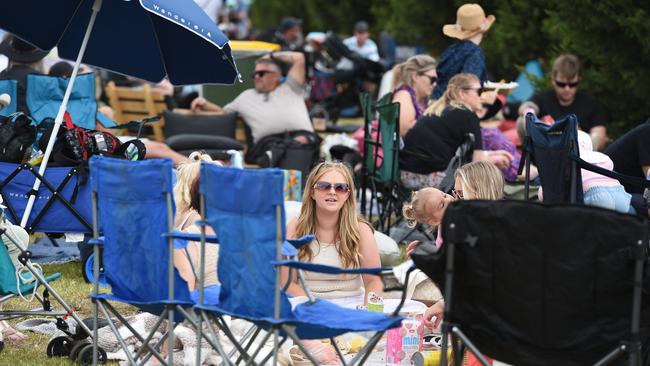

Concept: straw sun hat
[[443, 4, 496, 40]]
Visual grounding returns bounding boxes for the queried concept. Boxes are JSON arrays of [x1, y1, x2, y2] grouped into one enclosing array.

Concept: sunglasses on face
[[555, 80, 579, 88], [252, 70, 275, 79], [452, 189, 464, 200], [420, 74, 437, 84], [313, 181, 351, 193], [464, 87, 483, 95]]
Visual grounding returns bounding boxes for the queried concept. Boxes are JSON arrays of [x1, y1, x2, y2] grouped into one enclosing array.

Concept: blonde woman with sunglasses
[[284, 161, 382, 309]]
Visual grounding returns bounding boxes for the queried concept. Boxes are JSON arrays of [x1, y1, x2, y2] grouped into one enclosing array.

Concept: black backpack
[[0, 112, 36, 163]]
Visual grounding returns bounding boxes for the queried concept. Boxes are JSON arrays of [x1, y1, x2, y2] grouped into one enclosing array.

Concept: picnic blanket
[[29, 236, 81, 264]]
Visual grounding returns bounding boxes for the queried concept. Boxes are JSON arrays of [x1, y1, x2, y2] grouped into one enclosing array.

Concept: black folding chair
[[412, 200, 650, 366]]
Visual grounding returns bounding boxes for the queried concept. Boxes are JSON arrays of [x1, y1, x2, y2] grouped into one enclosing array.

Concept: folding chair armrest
[[273, 259, 388, 276], [88, 237, 104, 246], [165, 230, 219, 243], [286, 234, 315, 250]]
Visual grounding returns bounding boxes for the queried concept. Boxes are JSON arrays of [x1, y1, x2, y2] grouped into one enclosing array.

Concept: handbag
[[0, 112, 36, 163], [40, 112, 146, 166]]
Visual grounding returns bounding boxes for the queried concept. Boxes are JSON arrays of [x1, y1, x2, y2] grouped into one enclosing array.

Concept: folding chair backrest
[[0, 80, 18, 116], [364, 99, 399, 184], [26, 73, 116, 129], [89, 157, 190, 303], [200, 164, 293, 320], [438, 200, 648, 366], [105, 81, 167, 141], [524, 113, 583, 203]]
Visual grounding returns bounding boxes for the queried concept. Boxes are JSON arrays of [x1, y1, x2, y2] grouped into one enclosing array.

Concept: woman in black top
[[399, 73, 513, 190]]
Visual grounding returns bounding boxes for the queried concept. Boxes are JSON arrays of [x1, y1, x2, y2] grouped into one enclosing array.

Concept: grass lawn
[[1, 261, 135, 365]]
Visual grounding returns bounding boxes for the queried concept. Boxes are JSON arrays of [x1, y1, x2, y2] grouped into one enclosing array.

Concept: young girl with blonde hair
[[172, 152, 220, 300], [403, 161, 505, 329]]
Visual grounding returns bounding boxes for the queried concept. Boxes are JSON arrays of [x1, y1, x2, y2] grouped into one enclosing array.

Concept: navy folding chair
[[520, 113, 650, 205], [88, 157, 197, 366], [193, 164, 407, 366]]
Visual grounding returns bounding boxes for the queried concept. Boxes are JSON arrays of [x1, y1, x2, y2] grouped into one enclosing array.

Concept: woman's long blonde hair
[[294, 162, 369, 268], [391, 54, 437, 90], [424, 73, 479, 116], [173, 152, 217, 220], [454, 161, 505, 200]]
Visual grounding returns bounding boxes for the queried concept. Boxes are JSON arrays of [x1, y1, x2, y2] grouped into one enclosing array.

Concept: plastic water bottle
[[227, 150, 243, 169]]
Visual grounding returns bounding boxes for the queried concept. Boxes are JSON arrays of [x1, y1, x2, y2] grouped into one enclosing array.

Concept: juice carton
[[385, 312, 425, 364]]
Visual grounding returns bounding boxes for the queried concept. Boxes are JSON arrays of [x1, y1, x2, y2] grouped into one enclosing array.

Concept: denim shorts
[[583, 185, 632, 214]]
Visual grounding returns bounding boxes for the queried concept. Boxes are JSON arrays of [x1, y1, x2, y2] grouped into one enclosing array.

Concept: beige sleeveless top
[[178, 211, 219, 288], [302, 240, 363, 299]]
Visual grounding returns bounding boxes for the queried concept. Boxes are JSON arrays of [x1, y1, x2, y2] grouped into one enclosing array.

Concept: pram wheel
[[46, 335, 74, 357], [69, 340, 90, 361], [76, 344, 107, 365], [82, 252, 107, 285]]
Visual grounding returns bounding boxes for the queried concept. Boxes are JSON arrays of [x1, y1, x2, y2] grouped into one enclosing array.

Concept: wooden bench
[[104, 81, 167, 141]]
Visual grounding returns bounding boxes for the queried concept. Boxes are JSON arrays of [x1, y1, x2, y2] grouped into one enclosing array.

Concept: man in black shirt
[[525, 54, 608, 151], [604, 120, 650, 195]]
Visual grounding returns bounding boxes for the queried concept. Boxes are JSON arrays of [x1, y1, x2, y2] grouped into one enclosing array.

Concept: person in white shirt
[[343, 21, 379, 62]]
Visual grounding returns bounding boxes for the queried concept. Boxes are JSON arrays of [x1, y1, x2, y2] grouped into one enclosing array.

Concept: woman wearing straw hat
[[432, 3, 495, 100]]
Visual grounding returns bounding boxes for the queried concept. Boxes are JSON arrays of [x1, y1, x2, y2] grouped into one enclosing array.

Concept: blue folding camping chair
[[192, 164, 409, 366], [88, 157, 218, 366]]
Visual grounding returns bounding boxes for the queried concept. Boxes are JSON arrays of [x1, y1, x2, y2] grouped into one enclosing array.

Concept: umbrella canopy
[[0, 0, 239, 85], [0, 0, 240, 229]]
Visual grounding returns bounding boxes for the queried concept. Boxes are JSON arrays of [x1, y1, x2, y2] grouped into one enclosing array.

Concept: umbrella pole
[[20, 0, 104, 228]]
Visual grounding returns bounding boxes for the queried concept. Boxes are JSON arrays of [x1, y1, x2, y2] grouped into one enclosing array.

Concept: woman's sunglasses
[[420, 74, 437, 84], [452, 189, 464, 200], [313, 181, 351, 193]]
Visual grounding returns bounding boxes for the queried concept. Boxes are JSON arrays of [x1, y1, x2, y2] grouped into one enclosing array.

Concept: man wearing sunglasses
[[190, 50, 314, 146], [525, 54, 608, 150]]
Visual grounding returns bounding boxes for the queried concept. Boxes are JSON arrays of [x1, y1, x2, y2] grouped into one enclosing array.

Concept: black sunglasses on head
[[555, 80, 579, 88], [313, 181, 351, 193]]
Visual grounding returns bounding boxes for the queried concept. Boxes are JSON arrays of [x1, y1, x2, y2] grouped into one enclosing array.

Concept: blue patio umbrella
[[0, 0, 240, 229]]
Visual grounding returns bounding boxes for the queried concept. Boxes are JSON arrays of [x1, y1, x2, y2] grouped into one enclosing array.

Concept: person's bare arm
[[358, 222, 383, 304], [190, 97, 223, 113], [270, 51, 305, 86], [590, 125, 607, 151], [473, 149, 514, 170], [393, 90, 417, 137]]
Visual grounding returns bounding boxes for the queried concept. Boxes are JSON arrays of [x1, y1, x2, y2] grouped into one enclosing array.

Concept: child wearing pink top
[[577, 130, 632, 213]]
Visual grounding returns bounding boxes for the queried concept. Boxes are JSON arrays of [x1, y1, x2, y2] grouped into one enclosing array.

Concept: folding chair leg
[[97, 301, 139, 365], [242, 328, 275, 366], [329, 337, 348, 366], [451, 326, 490, 366], [593, 345, 628, 366], [211, 315, 254, 365], [259, 336, 287, 365], [101, 301, 168, 365], [233, 326, 260, 364], [348, 332, 383, 366], [280, 325, 321, 366]]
